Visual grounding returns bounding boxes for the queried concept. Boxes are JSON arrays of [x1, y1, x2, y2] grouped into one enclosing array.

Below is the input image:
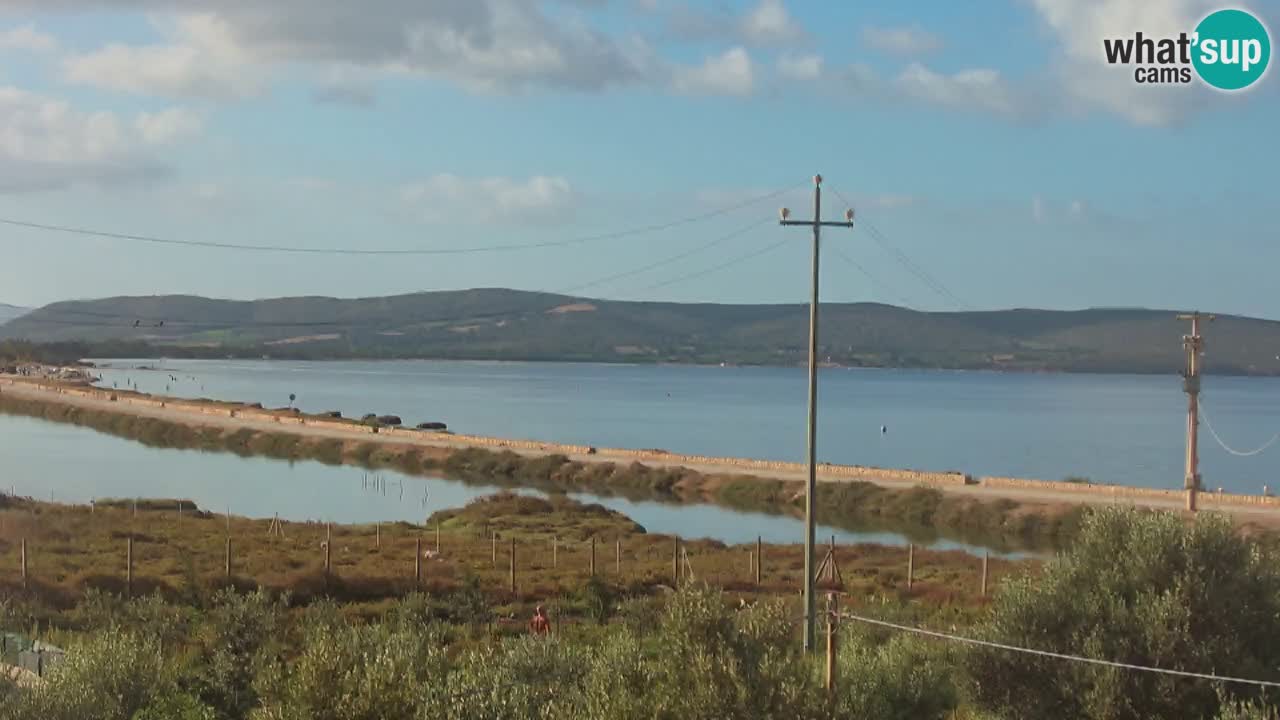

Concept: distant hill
[[3, 289, 1279, 375], [0, 303, 29, 325]]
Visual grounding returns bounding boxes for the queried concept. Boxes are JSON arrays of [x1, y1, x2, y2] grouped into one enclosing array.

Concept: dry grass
[[0, 494, 1032, 613]]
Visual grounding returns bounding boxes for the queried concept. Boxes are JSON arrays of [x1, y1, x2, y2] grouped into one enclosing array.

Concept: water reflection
[[0, 413, 1010, 555]]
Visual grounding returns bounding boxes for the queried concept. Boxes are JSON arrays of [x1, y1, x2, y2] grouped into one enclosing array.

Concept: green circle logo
[[1193, 9, 1271, 91]]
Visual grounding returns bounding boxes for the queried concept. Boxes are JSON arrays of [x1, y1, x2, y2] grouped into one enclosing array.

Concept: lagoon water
[[90, 359, 1280, 493], [4, 359, 1280, 553], [0, 412, 992, 552]]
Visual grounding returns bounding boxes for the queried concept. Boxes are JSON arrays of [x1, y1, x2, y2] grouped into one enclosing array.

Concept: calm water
[[91, 359, 1280, 494], [0, 413, 996, 552]]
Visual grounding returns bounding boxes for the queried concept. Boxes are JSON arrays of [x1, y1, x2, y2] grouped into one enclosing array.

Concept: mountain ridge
[[3, 289, 1278, 375]]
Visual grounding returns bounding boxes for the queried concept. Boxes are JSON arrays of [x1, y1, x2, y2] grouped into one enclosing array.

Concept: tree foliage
[[967, 507, 1280, 720]]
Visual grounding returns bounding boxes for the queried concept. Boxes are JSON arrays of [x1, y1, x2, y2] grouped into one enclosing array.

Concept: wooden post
[[755, 535, 762, 585], [126, 537, 133, 597], [615, 539, 621, 576], [492, 532, 498, 567], [552, 536, 558, 569], [510, 538, 517, 595], [981, 551, 989, 597], [435, 522, 440, 554], [590, 537, 597, 576], [225, 538, 232, 579], [376, 523, 380, 549], [325, 524, 332, 580], [415, 537, 422, 585], [672, 538, 680, 589], [20, 538, 27, 588], [825, 594, 838, 693], [907, 544, 914, 590]]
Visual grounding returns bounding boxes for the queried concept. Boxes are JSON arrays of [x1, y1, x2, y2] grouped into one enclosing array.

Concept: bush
[[967, 507, 1280, 720]]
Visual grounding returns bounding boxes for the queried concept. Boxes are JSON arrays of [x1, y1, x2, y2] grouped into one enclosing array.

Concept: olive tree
[[967, 507, 1280, 720]]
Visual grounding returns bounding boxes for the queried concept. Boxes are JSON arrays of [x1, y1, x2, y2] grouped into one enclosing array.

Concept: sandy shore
[[4, 376, 1280, 525]]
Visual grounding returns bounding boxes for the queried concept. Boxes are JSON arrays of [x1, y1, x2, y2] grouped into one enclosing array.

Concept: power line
[[1199, 401, 1280, 457], [826, 244, 919, 310], [636, 236, 791, 292], [0, 182, 802, 257], [828, 188, 970, 309], [557, 217, 770, 295], [839, 611, 1280, 689], [9, 218, 776, 331]]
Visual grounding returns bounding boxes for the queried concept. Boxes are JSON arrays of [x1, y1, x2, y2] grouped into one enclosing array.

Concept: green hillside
[[3, 289, 1279, 374]]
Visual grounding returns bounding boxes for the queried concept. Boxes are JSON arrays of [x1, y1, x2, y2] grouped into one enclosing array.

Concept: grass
[[1, 390, 1087, 552], [0, 494, 1024, 622]]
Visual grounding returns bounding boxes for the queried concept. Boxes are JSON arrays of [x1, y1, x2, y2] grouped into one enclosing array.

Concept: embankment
[[0, 378, 1091, 550]]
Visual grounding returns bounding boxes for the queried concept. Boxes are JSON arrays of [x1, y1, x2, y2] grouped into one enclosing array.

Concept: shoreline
[[4, 376, 1280, 525]]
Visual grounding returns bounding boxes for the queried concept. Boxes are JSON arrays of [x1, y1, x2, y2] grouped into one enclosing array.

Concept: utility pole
[[1178, 312, 1214, 512], [780, 174, 855, 652]]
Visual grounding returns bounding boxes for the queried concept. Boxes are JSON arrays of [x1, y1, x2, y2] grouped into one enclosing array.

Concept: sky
[[0, 0, 1276, 317]]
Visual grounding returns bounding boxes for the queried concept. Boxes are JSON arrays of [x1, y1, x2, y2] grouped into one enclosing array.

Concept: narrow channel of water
[[0, 412, 1009, 554]]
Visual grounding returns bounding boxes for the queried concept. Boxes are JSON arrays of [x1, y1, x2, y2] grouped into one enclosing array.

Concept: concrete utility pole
[[780, 174, 855, 653], [1178, 312, 1214, 512]]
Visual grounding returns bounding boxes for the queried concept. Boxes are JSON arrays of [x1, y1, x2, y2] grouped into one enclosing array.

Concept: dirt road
[[4, 378, 1279, 525]]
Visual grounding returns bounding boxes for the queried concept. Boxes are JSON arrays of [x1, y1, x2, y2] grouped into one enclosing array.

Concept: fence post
[[325, 524, 332, 583], [435, 522, 440, 554], [20, 538, 27, 588], [672, 538, 680, 589], [225, 537, 232, 579], [510, 538, 517, 595], [492, 532, 498, 567], [907, 544, 914, 590], [981, 551, 989, 597], [415, 537, 422, 585], [126, 537, 133, 597], [616, 539, 621, 576], [825, 593, 838, 693], [755, 535, 762, 586], [376, 522, 380, 550], [552, 536, 558, 569], [590, 537, 596, 577]]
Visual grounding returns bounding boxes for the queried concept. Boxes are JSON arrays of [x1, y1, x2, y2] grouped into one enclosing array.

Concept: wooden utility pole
[[780, 174, 856, 653], [1178, 312, 1214, 512]]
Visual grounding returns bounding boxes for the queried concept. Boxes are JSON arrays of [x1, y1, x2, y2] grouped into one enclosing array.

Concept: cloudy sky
[[0, 0, 1275, 317]]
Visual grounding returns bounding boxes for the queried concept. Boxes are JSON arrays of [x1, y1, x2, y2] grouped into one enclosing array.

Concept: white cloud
[[674, 47, 753, 96], [895, 63, 1024, 118], [0, 25, 57, 53], [1030, 0, 1216, 125], [135, 107, 204, 144], [777, 52, 822, 80], [63, 14, 261, 100], [0, 86, 172, 193], [861, 25, 942, 56], [59, 2, 653, 99], [741, 0, 804, 45], [400, 174, 576, 224]]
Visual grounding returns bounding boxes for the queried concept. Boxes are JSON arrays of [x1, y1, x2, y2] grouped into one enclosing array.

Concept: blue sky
[[0, 0, 1276, 318]]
